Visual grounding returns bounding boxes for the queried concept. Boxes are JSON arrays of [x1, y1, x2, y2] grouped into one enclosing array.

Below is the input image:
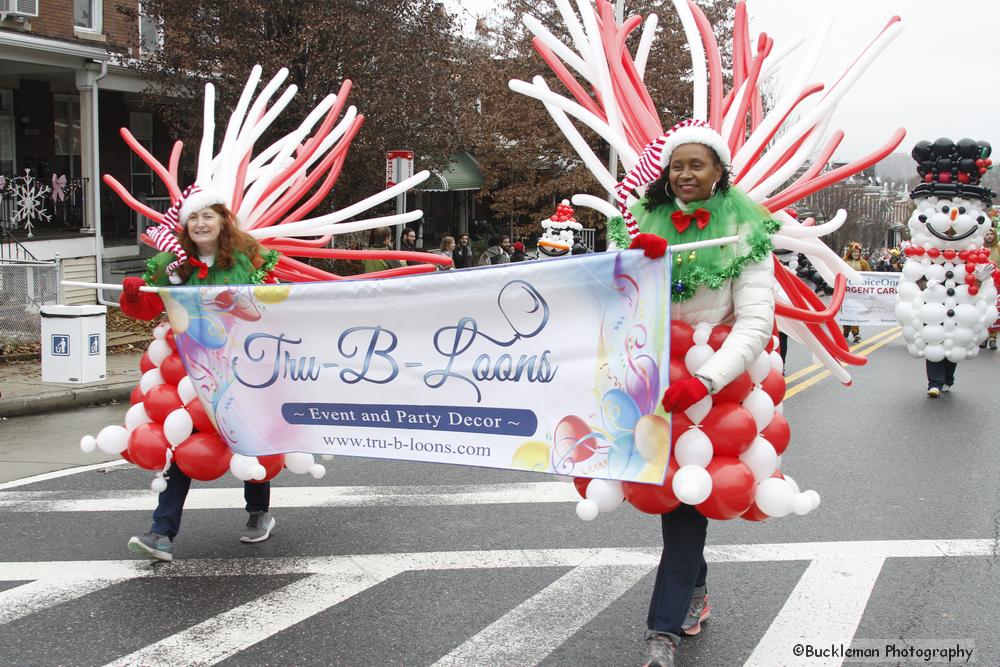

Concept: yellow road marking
[[784, 331, 902, 400], [782, 326, 901, 384]]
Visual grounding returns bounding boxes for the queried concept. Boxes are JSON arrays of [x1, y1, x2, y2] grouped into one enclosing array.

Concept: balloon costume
[[79, 67, 451, 489], [510, 0, 905, 522], [537, 199, 583, 257], [896, 138, 998, 363]]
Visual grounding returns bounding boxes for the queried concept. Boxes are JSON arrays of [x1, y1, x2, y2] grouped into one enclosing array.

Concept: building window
[[139, 3, 163, 55], [53, 96, 82, 180], [129, 112, 154, 197], [74, 0, 102, 33]]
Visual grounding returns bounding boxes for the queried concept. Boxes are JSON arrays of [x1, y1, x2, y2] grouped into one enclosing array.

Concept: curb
[[0, 381, 135, 419]]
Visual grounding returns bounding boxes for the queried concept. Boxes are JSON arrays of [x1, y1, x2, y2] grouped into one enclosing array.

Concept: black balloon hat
[[910, 137, 994, 203]]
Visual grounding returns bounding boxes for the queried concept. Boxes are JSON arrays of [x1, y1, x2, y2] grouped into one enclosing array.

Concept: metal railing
[[0, 258, 59, 351], [0, 227, 38, 261], [136, 196, 172, 245]]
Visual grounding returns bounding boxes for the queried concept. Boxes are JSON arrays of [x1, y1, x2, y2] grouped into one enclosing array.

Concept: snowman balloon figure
[[896, 137, 1000, 397]]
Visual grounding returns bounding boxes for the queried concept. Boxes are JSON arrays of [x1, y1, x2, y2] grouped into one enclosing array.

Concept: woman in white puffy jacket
[[615, 121, 777, 667]]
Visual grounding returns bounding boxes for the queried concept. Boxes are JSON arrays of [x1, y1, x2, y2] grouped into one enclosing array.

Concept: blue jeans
[[647, 504, 708, 635], [151, 463, 270, 538]]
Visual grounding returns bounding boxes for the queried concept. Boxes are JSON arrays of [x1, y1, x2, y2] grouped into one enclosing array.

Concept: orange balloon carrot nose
[[950, 208, 958, 221]]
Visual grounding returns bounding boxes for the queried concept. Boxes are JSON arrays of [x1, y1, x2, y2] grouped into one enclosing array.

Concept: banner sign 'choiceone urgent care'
[[837, 271, 901, 326], [159, 251, 673, 484]]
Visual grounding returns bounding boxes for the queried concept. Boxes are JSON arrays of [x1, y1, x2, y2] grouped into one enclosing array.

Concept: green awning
[[418, 151, 483, 191]]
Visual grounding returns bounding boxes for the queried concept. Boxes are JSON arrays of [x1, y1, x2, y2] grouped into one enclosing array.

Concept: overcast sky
[[446, 1, 1000, 162]]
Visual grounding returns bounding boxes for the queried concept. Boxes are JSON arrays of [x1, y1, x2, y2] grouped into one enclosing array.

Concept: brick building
[[0, 0, 168, 303]]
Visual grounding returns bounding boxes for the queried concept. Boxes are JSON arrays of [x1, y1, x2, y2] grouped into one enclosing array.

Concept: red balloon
[[670, 320, 695, 358], [159, 353, 187, 386], [129, 385, 144, 405], [623, 458, 680, 514], [669, 358, 692, 385], [143, 384, 183, 423], [670, 413, 693, 446], [185, 398, 217, 434], [713, 371, 752, 404], [760, 369, 786, 405], [164, 330, 177, 350], [174, 432, 232, 481], [139, 351, 155, 373], [127, 423, 169, 470], [708, 325, 731, 351], [695, 456, 755, 520], [760, 413, 791, 455], [573, 477, 590, 499], [252, 453, 285, 483], [701, 403, 756, 457], [120, 447, 135, 464]]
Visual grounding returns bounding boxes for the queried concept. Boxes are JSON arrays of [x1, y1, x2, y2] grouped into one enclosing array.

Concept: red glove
[[661, 376, 709, 413], [119, 277, 165, 321], [628, 233, 668, 259]]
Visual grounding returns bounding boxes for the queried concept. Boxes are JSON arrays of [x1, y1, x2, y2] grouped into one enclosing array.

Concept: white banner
[[161, 251, 674, 484], [838, 271, 901, 326]]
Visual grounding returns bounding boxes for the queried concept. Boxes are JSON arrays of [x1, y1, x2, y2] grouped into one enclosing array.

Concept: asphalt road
[[0, 328, 996, 666]]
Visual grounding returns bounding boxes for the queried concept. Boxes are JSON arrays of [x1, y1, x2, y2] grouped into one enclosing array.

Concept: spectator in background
[[432, 235, 456, 270], [400, 226, 422, 266], [453, 233, 474, 269], [510, 241, 528, 262], [841, 242, 870, 343], [479, 236, 511, 266], [364, 226, 404, 274]]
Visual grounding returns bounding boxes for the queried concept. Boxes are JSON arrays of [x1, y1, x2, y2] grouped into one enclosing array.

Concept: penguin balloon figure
[[896, 138, 1000, 362]]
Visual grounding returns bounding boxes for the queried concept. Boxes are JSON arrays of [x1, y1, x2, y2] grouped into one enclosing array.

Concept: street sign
[[386, 150, 414, 189]]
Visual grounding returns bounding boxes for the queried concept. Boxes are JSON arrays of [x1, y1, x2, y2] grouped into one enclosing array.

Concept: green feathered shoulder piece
[[608, 187, 780, 302]]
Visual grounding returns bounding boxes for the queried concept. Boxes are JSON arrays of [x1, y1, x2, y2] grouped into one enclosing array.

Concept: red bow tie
[[671, 208, 711, 234], [188, 258, 210, 279]]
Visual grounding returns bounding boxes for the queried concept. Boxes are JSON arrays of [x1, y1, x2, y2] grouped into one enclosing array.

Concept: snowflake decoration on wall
[[10, 169, 52, 238]]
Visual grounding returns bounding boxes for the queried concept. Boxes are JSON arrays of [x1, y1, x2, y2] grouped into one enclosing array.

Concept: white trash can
[[40, 305, 108, 384]]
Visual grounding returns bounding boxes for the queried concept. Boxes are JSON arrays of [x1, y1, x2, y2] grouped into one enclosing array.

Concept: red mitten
[[628, 233, 668, 259], [661, 376, 709, 413], [119, 277, 165, 321]]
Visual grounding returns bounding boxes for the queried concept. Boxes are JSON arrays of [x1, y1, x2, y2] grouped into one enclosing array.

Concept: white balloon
[[575, 499, 600, 521], [748, 352, 771, 384], [769, 350, 784, 374], [151, 476, 168, 493], [320, 454, 335, 462], [684, 395, 712, 424], [924, 344, 945, 362], [945, 346, 967, 363], [954, 304, 978, 328], [901, 261, 923, 280], [229, 453, 257, 481], [684, 344, 714, 375], [755, 477, 794, 518], [152, 322, 171, 340], [791, 493, 813, 515], [163, 408, 194, 447], [742, 388, 775, 432], [894, 302, 914, 323], [925, 264, 946, 282], [586, 479, 625, 512], [783, 474, 800, 495], [898, 281, 919, 301], [80, 434, 97, 453], [250, 463, 267, 480], [96, 425, 129, 454], [309, 463, 327, 479], [672, 465, 712, 505], [284, 452, 315, 475], [125, 402, 152, 431], [920, 324, 945, 345], [739, 436, 778, 482], [139, 368, 165, 393], [176, 376, 197, 404], [675, 429, 713, 467], [147, 339, 172, 367], [919, 302, 947, 325], [693, 323, 712, 346], [951, 327, 974, 346], [804, 489, 821, 510]]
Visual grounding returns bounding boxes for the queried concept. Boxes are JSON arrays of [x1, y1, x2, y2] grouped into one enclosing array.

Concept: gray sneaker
[[128, 531, 173, 561], [241, 511, 276, 543], [642, 633, 678, 667], [681, 585, 711, 635]]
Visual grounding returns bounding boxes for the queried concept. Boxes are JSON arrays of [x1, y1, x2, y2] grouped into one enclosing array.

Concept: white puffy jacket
[[674, 256, 775, 393]]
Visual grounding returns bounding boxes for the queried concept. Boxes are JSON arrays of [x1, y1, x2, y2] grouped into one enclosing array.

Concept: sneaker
[[681, 586, 711, 636], [989, 339, 997, 350], [642, 633, 678, 667], [241, 511, 276, 543], [128, 531, 173, 561], [927, 387, 940, 398], [942, 384, 951, 393]]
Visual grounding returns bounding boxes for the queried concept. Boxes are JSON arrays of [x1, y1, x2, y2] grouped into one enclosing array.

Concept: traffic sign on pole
[[386, 150, 414, 189]]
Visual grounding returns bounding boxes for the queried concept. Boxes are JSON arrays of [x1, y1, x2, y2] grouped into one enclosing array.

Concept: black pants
[[151, 463, 270, 538], [778, 332, 788, 366], [647, 504, 708, 635], [925, 358, 957, 390]]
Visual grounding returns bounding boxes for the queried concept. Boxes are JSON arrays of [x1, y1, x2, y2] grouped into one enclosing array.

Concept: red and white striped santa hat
[[149, 183, 230, 283], [614, 119, 731, 239]]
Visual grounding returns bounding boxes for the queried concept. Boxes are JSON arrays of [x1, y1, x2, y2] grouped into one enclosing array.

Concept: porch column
[[75, 63, 102, 234]]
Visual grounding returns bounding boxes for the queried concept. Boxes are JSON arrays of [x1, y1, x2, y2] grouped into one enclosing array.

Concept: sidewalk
[[0, 345, 145, 418]]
